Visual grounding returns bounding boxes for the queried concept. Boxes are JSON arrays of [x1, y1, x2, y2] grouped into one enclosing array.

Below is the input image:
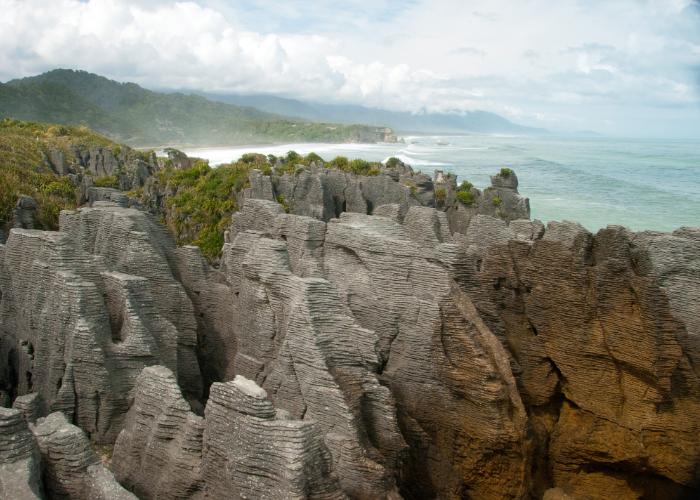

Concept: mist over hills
[[191, 91, 549, 135], [1, 69, 547, 147], [2, 70, 396, 146]]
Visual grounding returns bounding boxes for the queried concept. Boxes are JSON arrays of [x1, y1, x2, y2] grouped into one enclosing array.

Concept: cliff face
[[0, 163, 698, 500]]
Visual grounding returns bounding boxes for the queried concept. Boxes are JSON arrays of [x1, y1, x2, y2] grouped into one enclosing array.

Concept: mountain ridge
[[3, 70, 398, 146]]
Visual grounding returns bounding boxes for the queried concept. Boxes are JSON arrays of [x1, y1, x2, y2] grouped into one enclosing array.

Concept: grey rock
[[244, 169, 275, 202], [222, 227, 405, 498], [465, 214, 517, 248], [12, 393, 48, 425], [33, 412, 135, 500], [87, 188, 128, 208], [48, 147, 71, 177], [509, 218, 545, 240], [173, 245, 234, 390], [112, 366, 204, 499], [0, 205, 202, 443], [372, 204, 402, 224], [542, 220, 591, 247], [13, 195, 37, 229], [202, 375, 347, 499], [76, 176, 93, 206], [446, 171, 530, 233], [0, 408, 42, 500]]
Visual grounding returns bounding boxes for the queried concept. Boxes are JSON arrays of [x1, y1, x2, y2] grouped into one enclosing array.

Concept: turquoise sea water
[[168, 135, 700, 233]]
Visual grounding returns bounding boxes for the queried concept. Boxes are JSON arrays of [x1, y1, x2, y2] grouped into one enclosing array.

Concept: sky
[[1, 0, 699, 137]]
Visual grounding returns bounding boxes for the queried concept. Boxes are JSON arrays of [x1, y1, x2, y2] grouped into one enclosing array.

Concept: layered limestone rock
[[173, 246, 234, 391], [324, 211, 530, 500], [0, 408, 42, 500], [13, 195, 37, 229], [112, 366, 204, 499], [33, 412, 135, 500], [446, 170, 530, 233], [203, 375, 347, 499], [242, 165, 422, 223], [218, 200, 530, 500], [464, 220, 700, 499], [111, 365, 347, 499], [0, 205, 202, 443]]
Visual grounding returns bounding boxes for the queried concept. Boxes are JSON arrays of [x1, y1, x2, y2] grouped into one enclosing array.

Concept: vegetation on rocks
[[435, 188, 447, 207], [456, 190, 474, 205], [0, 118, 115, 231]]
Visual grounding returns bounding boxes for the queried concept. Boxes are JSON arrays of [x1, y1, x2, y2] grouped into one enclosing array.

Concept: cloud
[[0, 0, 698, 136], [450, 47, 486, 57]]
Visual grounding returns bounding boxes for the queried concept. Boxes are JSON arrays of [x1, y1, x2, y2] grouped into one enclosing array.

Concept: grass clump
[[435, 188, 446, 207], [385, 157, 401, 169], [492, 198, 502, 205], [93, 175, 120, 189], [456, 190, 474, 205], [500, 168, 512, 176], [456, 180, 473, 192], [498, 210, 507, 218], [484, 186, 495, 192]]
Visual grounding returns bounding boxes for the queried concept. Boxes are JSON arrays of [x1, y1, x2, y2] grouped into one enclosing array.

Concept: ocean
[[162, 134, 700, 233]]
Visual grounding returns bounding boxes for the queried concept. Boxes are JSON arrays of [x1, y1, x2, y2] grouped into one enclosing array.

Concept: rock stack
[[0, 164, 698, 500]]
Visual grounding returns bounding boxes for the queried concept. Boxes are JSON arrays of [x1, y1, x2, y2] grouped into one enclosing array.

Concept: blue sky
[[1, 0, 699, 137]]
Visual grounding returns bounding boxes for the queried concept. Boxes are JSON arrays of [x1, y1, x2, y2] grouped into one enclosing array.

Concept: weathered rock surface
[[2, 156, 699, 500], [464, 220, 700, 499], [112, 366, 204, 499], [0, 205, 202, 443], [33, 412, 135, 500], [13, 195, 37, 229], [203, 375, 348, 499], [446, 170, 530, 233], [0, 408, 42, 500]]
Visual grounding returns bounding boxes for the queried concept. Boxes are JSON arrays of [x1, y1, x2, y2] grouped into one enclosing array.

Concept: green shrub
[[484, 186, 495, 192], [261, 165, 272, 176], [500, 168, 512, 176], [284, 150, 303, 165], [330, 156, 349, 170], [305, 152, 324, 163], [349, 159, 371, 175], [402, 182, 417, 195], [93, 175, 120, 189], [277, 194, 290, 213], [492, 198, 502, 205], [498, 210, 507, 218], [385, 157, 401, 169], [456, 180, 473, 192], [456, 191, 474, 205], [435, 188, 446, 207]]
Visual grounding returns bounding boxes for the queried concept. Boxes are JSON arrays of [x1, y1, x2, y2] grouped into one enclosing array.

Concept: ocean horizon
[[160, 134, 700, 234]]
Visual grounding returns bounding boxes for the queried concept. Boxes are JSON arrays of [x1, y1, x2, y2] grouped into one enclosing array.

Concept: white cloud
[[0, 0, 698, 136]]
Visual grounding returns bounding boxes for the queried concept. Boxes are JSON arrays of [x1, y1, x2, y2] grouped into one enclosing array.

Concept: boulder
[[33, 412, 135, 500], [0, 408, 42, 500], [112, 366, 204, 499]]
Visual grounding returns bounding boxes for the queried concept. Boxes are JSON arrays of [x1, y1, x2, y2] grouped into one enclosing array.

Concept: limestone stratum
[[0, 120, 698, 500]]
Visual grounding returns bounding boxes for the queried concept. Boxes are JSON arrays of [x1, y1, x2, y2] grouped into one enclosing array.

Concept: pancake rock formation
[[0, 165, 698, 500]]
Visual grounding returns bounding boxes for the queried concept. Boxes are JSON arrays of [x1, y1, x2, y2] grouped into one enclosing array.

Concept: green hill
[[4, 70, 397, 147], [0, 81, 153, 143], [0, 118, 119, 232]]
